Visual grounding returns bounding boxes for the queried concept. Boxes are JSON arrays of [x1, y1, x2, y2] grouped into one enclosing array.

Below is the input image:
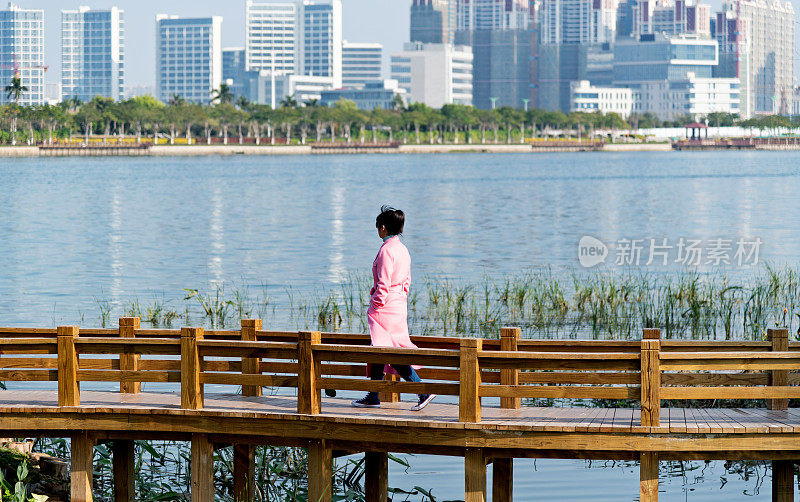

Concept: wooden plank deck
[[0, 390, 798, 435]]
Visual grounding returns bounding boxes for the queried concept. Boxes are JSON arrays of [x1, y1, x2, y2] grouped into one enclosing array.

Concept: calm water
[[1, 151, 799, 499]]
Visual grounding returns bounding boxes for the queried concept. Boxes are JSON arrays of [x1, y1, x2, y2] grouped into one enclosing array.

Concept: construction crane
[[0, 53, 49, 78]]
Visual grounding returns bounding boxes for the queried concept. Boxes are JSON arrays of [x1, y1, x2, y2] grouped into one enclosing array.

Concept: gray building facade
[[410, 0, 455, 44], [456, 29, 533, 109]]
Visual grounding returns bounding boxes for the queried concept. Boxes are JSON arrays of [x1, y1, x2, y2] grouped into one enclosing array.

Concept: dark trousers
[[369, 363, 420, 382]]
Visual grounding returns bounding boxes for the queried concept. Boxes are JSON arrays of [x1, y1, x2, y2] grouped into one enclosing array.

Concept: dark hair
[[375, 205, 404, 235]]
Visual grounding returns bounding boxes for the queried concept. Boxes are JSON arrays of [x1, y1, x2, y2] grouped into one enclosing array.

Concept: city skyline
[[12, 0, 410, 89]]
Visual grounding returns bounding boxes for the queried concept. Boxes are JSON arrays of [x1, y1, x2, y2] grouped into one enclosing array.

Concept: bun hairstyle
[[375, 205, 405, 236]]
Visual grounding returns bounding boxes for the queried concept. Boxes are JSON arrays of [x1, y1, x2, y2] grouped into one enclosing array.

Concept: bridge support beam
[[112, 439, 135, 502], [465, 448, 486, 502], [772, 460, 795, 502], [640, 452, 659, 502], [71, 431, 94, 502], [308, 439, 332, 502], [191, 434, 214, 502], [365, 451, 388, 502], [492, 458, 513, 502], [233, 443, 255, 502]]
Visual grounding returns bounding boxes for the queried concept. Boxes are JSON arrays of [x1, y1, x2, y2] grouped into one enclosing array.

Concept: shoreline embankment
[[0, 143, 675, 157]]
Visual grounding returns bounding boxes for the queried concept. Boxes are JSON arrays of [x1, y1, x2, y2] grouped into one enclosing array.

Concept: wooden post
[[365, 451, 388, 502], [71, 430, 94, 502], [181, 327, 204, 410], [308, 440, 332, 502], [379, 373, 401, 403], [465, 448, 486, 502], [768, 328, 789, 411], [241, 319, 262, 397], [500, 327, 521, 409], [640, 333, 661, 427], [112, 440, 135, 502], [643, 328, 661, 340], [640, 452, 659, 502], [772, 460, 794, 502], [58, 326, 80, 407], [119, 317, 140, 394], [492, 457, 513, 502], [459, 338, 483, 423], [191, 434, 214, 502], [233, 443, 255, 502], [298, 331, 322, 415]]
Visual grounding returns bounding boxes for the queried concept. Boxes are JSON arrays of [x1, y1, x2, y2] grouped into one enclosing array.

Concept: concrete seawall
[[0, 147, 40, 157], [0, 142, 699, 157]]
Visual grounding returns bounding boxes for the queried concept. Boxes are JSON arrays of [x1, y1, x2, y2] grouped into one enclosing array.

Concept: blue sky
[[15, 0, 411, 88]]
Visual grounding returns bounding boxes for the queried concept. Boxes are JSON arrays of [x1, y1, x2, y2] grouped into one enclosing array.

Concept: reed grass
[[89, 264, 800, 340]]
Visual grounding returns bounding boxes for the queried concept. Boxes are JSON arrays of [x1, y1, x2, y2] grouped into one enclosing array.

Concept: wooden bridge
[[0, 320, 799, 502]]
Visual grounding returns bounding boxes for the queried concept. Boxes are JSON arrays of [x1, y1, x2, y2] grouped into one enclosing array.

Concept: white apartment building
[[246, 1, 297, 73], [0, 2, 44, 105], [61, 6, 125, 102], [630, 73, 740, 119], [246, 0, 342, 88], [342, 41, 382, 88], [540, 0, 617, 44], [155, 15, 222, 104], [570, 81, 634, 117], [717, 0, 793, 115], [390, 42, 473, 108]]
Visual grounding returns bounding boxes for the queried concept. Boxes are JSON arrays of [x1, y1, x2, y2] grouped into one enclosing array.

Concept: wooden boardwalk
[[0, 320, 799, 501], [3, 390, 800, 436]]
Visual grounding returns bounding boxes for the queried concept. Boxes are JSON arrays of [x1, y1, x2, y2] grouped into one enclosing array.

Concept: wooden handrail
[[0, 321, 796, 428]]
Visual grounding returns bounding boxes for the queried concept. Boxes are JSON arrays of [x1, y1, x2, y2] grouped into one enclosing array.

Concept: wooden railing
[[0, 319, 798, 424]]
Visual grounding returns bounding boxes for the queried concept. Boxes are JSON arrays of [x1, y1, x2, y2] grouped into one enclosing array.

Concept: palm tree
[[4, 74, 27, 103], [168, 94, 186, 106], [236, 95, 251, 111], [4, 74, 26, 145], [280, 95, 298, 109], [210, 83, 234, 105]]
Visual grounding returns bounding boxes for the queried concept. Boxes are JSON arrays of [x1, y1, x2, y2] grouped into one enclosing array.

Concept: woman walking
[[351, 206, 436, 411]]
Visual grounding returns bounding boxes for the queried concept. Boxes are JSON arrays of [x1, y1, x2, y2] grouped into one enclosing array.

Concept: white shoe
[[411, 394, 436, 411]]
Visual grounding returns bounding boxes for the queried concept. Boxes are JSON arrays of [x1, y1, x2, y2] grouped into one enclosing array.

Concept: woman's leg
[[391, 365, 422, 383]]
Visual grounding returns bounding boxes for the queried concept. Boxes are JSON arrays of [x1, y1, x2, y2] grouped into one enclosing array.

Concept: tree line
[[0, 87, 797, 146]]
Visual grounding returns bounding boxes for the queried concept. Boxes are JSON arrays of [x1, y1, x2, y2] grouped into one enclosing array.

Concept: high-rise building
[[299, 0, 342, 88], [390, 42, 473, 107], [246, 1, 298, 73], [539, 0, 617, 44], [245, 0, 342, 87], [456, 29, 533, 109], [223, 47, 247, 98], [410, 0, 456, 44], [457, 0, 530, 30], [61, 6, 125, 102], [156, 15, 222, 104], [223, 48, 246, 81], [342, 41, 382, 88], [715, 0, 793, 115], [454, 0, 533, 109], [612, 34, 740, 119], [632, 0, 711, 38], [0, 2, 45, 105]]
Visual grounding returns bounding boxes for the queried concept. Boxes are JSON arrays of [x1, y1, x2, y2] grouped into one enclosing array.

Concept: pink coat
[[368, 236, 417, 373]]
